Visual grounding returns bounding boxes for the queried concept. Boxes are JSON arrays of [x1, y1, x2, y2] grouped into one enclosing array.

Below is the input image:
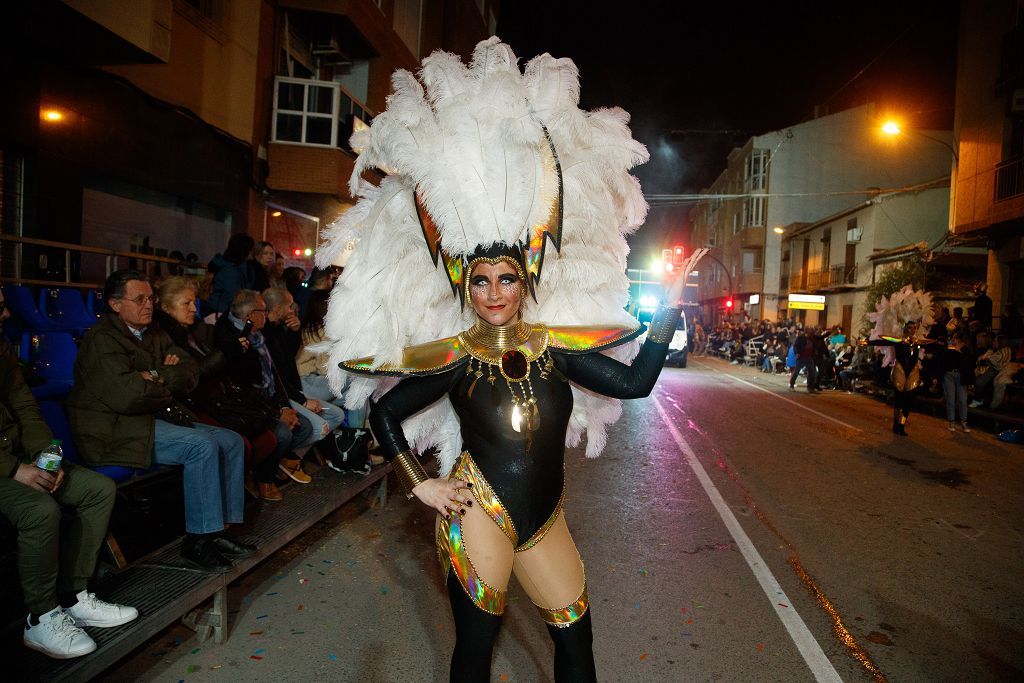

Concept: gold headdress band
[[413, 125, 563, 310], [464, 255, 529, 308]]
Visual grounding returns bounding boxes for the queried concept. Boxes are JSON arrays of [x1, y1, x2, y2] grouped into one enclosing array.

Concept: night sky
[[497, 0, 960, 259]]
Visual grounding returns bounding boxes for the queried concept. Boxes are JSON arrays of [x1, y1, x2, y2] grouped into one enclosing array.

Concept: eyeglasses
[[118, 295, 156, 306]]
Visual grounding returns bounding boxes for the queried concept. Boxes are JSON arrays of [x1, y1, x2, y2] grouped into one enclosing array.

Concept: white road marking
[[692, 360, 861, 432], [653, 396, 844, 683]]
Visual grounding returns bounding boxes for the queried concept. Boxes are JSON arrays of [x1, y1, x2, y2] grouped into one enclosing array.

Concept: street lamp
[[881, 119, 958, 163], [773, 226, 785, 235]]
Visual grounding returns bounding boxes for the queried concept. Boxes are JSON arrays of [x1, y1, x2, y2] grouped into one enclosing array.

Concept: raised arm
[[554, 306, 678, 399]]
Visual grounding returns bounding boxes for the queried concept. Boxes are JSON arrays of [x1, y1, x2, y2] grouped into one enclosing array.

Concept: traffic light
[[725, 298, 734, 309], [293, 248, 302, 256], [673, 246, 684, 265]]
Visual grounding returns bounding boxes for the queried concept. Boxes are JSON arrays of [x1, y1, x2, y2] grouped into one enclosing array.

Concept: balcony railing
[[271, 76, 375, 150], [995, 156, 1024, 202]]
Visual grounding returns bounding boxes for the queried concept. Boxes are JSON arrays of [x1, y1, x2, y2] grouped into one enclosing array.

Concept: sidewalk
[[691, 354, 1024, 436]]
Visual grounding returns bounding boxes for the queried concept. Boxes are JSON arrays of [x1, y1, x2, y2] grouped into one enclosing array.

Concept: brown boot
[[257, 482, 283, 501]]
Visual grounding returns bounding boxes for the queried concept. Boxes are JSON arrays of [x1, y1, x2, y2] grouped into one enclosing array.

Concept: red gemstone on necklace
[[500, 349, 528, 380]]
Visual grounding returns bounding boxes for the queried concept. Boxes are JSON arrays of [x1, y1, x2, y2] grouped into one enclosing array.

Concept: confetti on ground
[[695, 603, 704, 609], [777, 602, 788, 608], [211, 665, 222, 670], [256, 614, 268, 619], [317, 571, 326, 576], [265, 592, 278, 596], [299, 578, 311, 585], [639, 652, 649, 661], [187, 664, 200, 673], [639, 568, 649, 576], [291, 630, 305, 635], [757, 643, 765, 652], [681, 632, 693, 637], [380, 586, 390, 595], [681, 607, 687, 614], [250, 655, 263, 661], [249, 631, 264, 636], [686, 618, 694, 625], [634, 603, 641, 609], [499, 675, 508, 681], [191, 647, 201, 654], [323, 559, 334, 564], [328, 654, 338, 661], [297, 604, 304, 611]]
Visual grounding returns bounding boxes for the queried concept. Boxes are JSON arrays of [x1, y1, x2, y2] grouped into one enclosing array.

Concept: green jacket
[[0, 338, 53, 478], [68, 314, 198, 469]]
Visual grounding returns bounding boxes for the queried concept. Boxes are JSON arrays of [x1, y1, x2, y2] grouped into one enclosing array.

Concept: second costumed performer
[[315, 38, 705, 682]]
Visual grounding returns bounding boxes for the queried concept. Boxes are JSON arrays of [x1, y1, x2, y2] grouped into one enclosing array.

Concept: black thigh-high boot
[[546, 609, 597, 683], [448, 573, 502, 683]]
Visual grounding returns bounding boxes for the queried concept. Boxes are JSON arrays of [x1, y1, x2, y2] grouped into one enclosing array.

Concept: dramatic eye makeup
[[470, 274, 520, 288]]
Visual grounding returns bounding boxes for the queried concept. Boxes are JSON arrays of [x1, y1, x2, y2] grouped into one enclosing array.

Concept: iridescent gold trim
[[647, 306, 683, 344], [547, 324, 644, 354], [459, 322, 549, 366], [392, 451, 429, 499], [341, 336, 469, 376], [452, 452, 518, 545], [437, 509, 506, 615], [515, 485, 565, 553], [891, 363, 921, 392], [535, 581, 589, 628]]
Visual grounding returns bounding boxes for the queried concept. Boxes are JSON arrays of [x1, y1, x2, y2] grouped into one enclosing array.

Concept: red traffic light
[[293, 248, 302, 256], [725, 298, 734, 309], [672, 246, 684, 265]]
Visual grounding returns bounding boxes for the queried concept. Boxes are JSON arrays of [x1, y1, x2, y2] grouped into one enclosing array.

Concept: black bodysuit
[[369, 336, 671, 540]]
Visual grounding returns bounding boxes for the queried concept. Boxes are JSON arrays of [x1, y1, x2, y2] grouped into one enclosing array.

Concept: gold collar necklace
[[462, 318, 532, 351]]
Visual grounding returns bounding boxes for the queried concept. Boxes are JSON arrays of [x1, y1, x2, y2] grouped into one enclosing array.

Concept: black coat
[[213, 315, 290, 411]]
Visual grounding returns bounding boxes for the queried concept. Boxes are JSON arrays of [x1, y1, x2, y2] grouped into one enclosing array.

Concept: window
[[745, 149, 768, 191], [743, 195, 766, 227], [273, 78, 338, 146], [846, 217, 863, 243], [741, 249, 763, 272]]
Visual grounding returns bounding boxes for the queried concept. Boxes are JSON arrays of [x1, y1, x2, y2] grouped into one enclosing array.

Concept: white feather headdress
[[317, 38, 650, 475]]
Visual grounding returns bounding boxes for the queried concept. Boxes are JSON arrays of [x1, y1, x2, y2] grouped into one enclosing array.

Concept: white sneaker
[[961, 423, 971, 433], [66, 590, 139, 628], [969, 400, 983, 408], [24, 607, 97, 659], [948, 422, 956, 432]]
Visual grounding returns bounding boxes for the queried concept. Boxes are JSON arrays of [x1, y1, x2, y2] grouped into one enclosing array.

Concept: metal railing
[[0, 233, 196, 289], [995, 156, 1024, 202]]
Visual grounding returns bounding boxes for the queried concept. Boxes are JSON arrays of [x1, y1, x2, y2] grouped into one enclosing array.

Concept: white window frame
[[271, 77, 340, 148]]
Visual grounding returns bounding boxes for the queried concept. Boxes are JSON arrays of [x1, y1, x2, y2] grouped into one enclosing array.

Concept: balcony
[[737, 270, 763, 294], [995, 156, 1024, 202], [738, 225, 766, 248], [267, 76, 375, 196]]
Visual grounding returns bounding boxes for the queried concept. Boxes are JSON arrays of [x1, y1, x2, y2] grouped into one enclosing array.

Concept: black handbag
[[200, 384, 276, 438], [321, 427, 371, 474], [161, 401, 197, 428]]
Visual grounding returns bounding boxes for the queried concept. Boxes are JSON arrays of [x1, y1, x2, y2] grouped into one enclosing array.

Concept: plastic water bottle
[[35, 439, 63, 473]]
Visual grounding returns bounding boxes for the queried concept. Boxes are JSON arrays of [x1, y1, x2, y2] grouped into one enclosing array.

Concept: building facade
[[950, 0, 1024, 325], [689, 103, 953, 324]]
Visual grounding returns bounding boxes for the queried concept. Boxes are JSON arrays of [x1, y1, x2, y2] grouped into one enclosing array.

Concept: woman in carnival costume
[[315, 38, 705, 681], [867, 285, 938, 436]]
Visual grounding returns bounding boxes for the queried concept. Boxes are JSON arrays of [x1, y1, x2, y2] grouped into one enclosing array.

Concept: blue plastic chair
[[29, 333, 77, 398], [40, 288, 96, 331], [2, 285, 62, 333], [85, 289, 109, 321]]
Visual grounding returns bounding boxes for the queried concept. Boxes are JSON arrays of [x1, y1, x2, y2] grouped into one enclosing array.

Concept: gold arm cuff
[[647, 305, 682, 344], [393, 451, 429, 499]]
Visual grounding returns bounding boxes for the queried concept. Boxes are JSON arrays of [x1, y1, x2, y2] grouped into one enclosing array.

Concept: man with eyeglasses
[[68, 270, 251, 572], [0, 290, 138, 659]]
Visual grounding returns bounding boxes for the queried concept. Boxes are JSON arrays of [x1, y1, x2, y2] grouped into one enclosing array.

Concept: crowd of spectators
[[0, 234, 367, 661]]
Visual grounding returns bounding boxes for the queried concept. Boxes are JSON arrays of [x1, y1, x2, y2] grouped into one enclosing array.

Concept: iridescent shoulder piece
[[547, 324, 645, 355], [341, 336, 470, 376]]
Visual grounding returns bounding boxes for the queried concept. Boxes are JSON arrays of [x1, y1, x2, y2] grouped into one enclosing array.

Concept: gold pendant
[[511, 401, 523, 433]]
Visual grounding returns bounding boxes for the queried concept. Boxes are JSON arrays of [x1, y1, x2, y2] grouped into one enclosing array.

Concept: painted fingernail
[[460, 509, 466, 515], [445, 513, 451, 520]]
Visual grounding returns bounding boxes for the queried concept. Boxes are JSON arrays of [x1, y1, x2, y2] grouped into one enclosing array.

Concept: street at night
[[107, 357, 1022, 682]]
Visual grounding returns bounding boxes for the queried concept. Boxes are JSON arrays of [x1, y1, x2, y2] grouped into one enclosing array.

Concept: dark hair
[[224, 233, 256, 265], [308, 267, 333, 287], [253, 240, 274, 258], [301, 289, 331, 342], [283, 266, 306, 286], [104, 269, 148, 302]]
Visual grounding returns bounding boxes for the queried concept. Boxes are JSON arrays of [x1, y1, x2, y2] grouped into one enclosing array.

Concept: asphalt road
[[109, 356, 1023, 682]]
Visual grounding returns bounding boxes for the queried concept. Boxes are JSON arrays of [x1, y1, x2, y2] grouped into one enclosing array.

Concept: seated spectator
[[297, 289, 370, 431], [0, 293, 138, 660], [971, 333, 1009, 408], [214, 290, 314, 490], [261, 287, 344, 442], [154, 277, 285, 500], [69, 270, 252, 573], [208, 234, 256, 315], [282, 266, 308, 313], [269, 252, 287, 290], [250, 240, 275, 293], [296, 266, 338, 316]]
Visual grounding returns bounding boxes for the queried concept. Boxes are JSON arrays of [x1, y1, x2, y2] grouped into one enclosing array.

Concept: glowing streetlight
[[271, 210, 282, 217], [41, 109, 64, 123], [303, 248, 313, 256], [650, 259, 664, 273], [881, 120, 901, 136], [773, 226, 785, 235]]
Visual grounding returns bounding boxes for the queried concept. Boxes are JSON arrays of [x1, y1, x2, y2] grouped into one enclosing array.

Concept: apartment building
[[950, 0, 1024, 325], [689, 103, 952, 323], [0, 0, 496, 281]]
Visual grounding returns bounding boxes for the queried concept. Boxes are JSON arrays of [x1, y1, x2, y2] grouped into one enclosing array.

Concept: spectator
[[154, 277, 284, 500], [250, 241, 275, 293], [947, 307, 965, 336], [930, 307, 951, 345], [789, 330, 817, 392], [0, 292, 138, 660], [207, 233, 256, 315], [838, 343, 870, 392], [214, 290, 314, 492], [972, 283, 993, 330], [943, 331, 974, 432], [297, 289, 369, 430], [261, 287, 345, 443], [282, 266, 308, 312], [971, 333, 1010, 408], [269, 252, 287, 290], [69, 270, 251, 573]]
